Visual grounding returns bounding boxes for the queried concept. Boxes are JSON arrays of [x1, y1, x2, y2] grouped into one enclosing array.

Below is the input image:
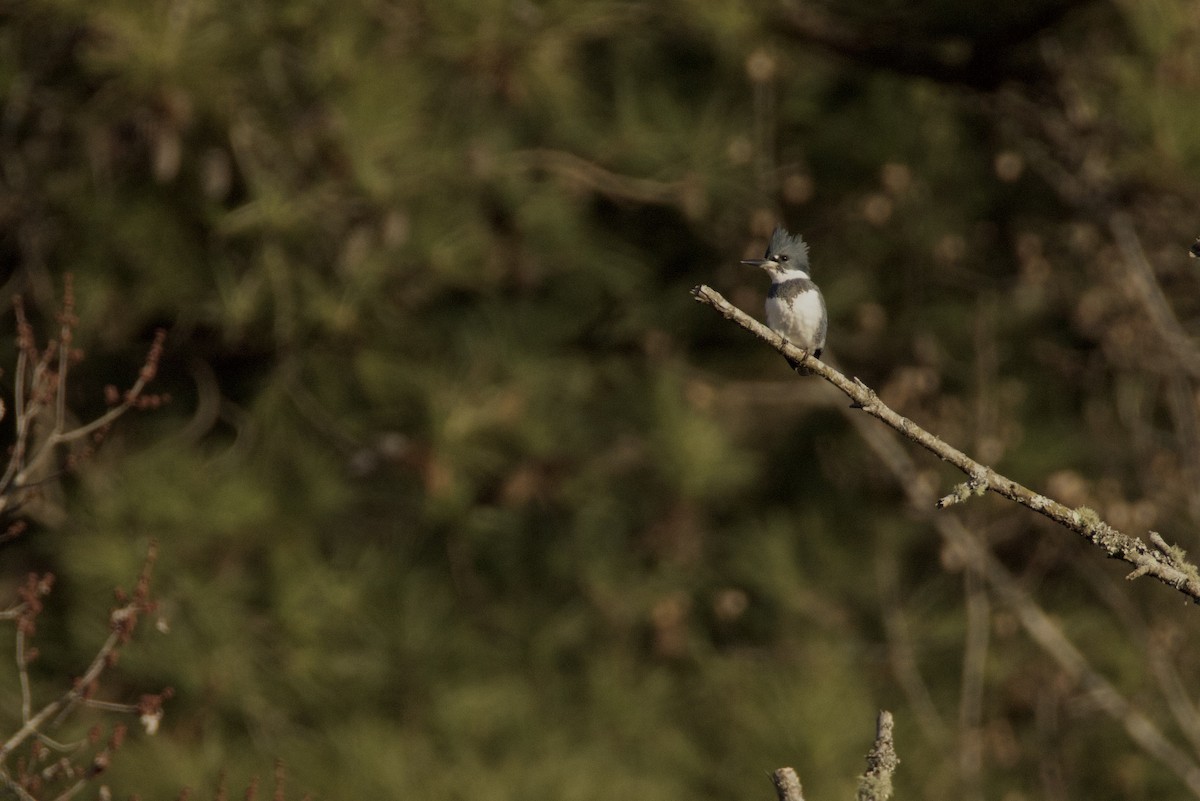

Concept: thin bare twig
[[505, 149, 685, 206], [958, 564, 989, 801], [1073, 555, 1200, 762], [0, 774, 37, 801], [0, 330, 56, 492], [0, 543, 158, 766], [16, 626, 31, 723], [1108, 212, 1200, 378], [14, 328, 167, 490], [0, 289, 167, 522], [52, 275, 75, 439], [48, 775, 89, 801], [691, 284, 1200, 603], [875, 549, 948, 744]]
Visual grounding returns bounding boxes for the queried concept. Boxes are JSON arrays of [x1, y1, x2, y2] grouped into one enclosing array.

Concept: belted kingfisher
[[741, 226, 827, 375]]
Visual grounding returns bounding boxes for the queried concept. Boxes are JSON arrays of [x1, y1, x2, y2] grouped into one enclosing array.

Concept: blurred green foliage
[[3, 0, 1200, 798]]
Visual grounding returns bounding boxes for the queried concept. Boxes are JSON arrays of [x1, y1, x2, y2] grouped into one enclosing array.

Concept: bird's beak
[[740, 258, 771, 268]]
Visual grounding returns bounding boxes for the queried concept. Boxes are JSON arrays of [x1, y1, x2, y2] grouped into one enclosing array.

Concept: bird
[[741, 226, 827, 375]]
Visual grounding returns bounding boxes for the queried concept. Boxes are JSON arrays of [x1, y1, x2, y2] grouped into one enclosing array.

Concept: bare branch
[[857, 711, 899, 801], [16, 626, 31, 723], [15, 328, 167, 489], [692, 284, 1200, 604], [1073, 555, 1200, 763], [0, 543, 159, 768], [1107, 212, 1200, 378], [845, 403, 1200, 795], [0, 774, 38, 801], [876, 550, 948, 744], [0, 285, 168, 523], [52, 274, 75, 439], [959, 566, 989, 801], [771, 767, 805, 801], [505, 149, 685, 206]]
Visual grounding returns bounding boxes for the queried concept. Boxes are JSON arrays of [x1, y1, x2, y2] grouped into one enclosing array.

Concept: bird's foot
[[785, 348, 821, 376], [785, 351, 812, 376]]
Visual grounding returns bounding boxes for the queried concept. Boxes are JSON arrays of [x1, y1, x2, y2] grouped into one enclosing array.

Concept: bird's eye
[[779, 254, 789, 262]]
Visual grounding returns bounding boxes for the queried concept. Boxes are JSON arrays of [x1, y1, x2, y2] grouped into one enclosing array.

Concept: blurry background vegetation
[[3, 0, 1200, 798]]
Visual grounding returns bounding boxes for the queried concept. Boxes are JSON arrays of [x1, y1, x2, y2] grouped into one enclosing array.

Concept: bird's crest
[[766, 226, 810, 266]]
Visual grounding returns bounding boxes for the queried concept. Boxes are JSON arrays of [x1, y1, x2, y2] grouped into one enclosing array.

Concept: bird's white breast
[[766, 288, 825, 351]]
